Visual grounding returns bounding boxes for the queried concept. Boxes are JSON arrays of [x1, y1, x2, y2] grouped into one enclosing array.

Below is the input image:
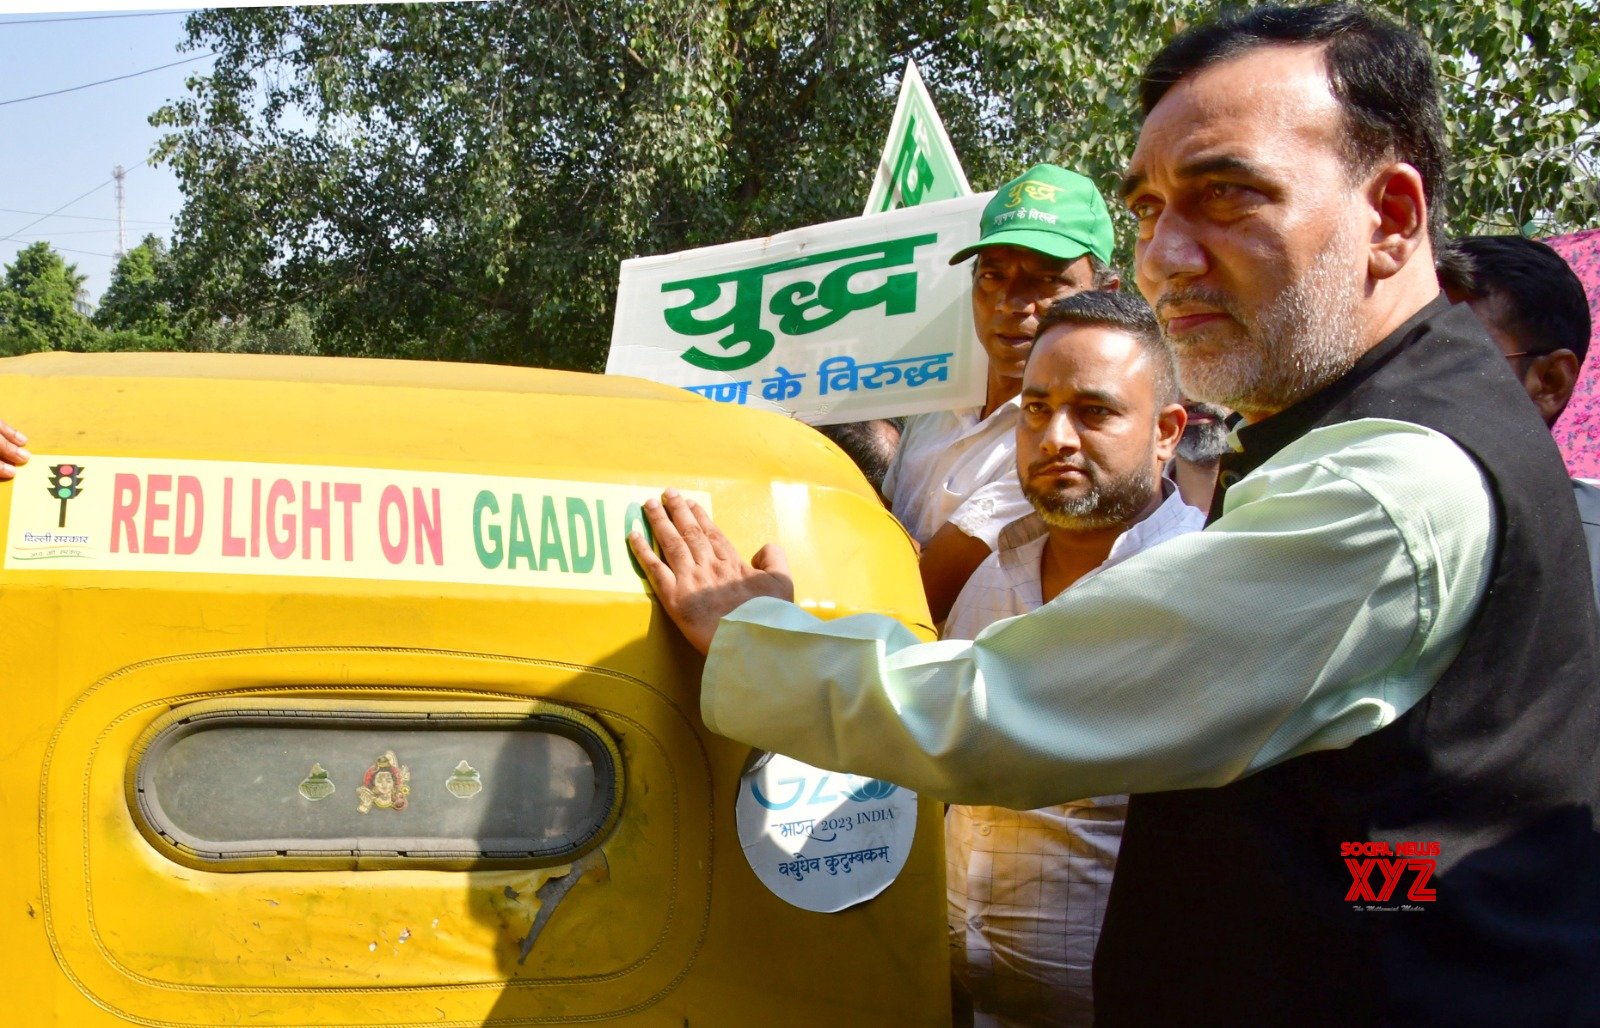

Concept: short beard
[[1159, 228, 1366, 416], [1176, 401, 1232, 465], [1022, 455, 1159, 531]]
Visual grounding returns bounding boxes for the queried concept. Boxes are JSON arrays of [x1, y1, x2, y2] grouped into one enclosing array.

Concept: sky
[[0, 5, 209, 304]]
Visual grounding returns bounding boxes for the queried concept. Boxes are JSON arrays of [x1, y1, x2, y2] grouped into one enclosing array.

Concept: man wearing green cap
[[886, 163, 1119, 622]]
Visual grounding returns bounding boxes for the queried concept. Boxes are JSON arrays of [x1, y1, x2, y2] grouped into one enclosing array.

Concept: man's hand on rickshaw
[[628, 489, 793, 656], [0, 419, 31, 481]]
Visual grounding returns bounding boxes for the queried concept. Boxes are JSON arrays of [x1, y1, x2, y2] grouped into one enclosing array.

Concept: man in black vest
[[1094, 12, 1600, 1022], [631, 4, 1599, 1023]]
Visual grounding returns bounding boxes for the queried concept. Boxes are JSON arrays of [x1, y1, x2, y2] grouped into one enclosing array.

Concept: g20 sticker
[[734, 752, 917, 913]]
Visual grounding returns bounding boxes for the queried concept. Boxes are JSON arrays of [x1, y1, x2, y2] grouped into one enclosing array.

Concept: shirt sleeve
[[701, 419, 1496, 810], [946, 475, 1033, 550]]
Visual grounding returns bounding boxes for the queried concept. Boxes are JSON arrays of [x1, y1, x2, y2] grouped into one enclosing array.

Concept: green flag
[[863, 60, 971, 215]]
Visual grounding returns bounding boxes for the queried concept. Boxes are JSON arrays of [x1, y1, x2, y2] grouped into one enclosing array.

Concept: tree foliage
[[152, 2, 1004, 370], [147, 0, 1599, 371], [0, 242, 95, 355], [1422, 0, 1600, 234], [182, 308, 321, 355], [1, 238, 318, 356], [93, 234, 179, 342]]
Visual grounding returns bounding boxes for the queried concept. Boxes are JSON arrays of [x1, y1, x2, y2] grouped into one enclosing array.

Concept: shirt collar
[[1104, 482, 1197, 568], [995, 478, 1192, 571], [946, 392, 1022, 437], [977, 393, 1023, 425]]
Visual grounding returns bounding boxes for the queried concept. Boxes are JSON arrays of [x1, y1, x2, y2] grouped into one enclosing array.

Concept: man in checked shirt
[[942, 289, 1203, 1026]]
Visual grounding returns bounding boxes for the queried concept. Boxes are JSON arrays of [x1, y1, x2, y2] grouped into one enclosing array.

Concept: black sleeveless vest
[[1094, 297, 1600, 1026]]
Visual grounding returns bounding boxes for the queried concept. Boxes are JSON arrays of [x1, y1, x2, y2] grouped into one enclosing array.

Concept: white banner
[[606, 193, 990, 426]]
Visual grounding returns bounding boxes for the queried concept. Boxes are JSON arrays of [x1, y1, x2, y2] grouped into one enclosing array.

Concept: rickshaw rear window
[[129, 703, 622, 868]]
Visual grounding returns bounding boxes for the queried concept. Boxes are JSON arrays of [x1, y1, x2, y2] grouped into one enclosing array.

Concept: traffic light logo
[[47, 463, 85, 528]]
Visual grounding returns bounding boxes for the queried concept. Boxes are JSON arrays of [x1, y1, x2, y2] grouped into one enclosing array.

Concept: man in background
[[1439, 232, 1598, 606], [889, 163, 1118, 622], [1166, 398, 1233, 511], [817, 418, 901, 501], [944, 290, 1200, 1026]]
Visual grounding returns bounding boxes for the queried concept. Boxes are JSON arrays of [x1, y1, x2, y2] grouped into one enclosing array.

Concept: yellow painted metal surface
[[1, 352, 945, 1027]]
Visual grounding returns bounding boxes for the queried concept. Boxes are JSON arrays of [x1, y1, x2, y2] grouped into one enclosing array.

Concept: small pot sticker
[[298, 762, 335, 801], [446, 760, 483, 799], [357, 751, 410, 813]]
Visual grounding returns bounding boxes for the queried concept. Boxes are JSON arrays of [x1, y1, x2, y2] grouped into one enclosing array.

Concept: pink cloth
[[1547, 229, 1600, 479]]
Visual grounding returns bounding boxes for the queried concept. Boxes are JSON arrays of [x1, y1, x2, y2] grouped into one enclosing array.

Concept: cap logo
[[1004, 180, 1063, 208]]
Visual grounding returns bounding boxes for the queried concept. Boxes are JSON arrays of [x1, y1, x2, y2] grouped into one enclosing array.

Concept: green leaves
[[135, 0, 1597, 369], [0, 242, 95, 355], [1402, 0, 1598, 236], [93, 235, 179, 343]]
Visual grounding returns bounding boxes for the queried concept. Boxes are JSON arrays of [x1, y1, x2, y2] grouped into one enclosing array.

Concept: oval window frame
[[125, 697, 625, 873]]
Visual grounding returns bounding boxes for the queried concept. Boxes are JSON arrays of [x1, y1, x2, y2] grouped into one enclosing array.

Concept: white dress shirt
[[944, 485, 1205, 1027], [882, 399, 1032, 548]]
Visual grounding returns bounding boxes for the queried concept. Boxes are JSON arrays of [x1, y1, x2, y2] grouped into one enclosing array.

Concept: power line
[[0, 208, 165, 226], [0, 10, 190, 27], [0, 159, 148, 244], [51, 246, 119, 259], [0, 182, 113, 243], [8, 228, 130, 238], [0, 52, 217, 109]]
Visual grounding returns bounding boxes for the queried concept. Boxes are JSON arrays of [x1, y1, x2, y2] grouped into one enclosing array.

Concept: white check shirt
[[944, 484, 1205, 1026]]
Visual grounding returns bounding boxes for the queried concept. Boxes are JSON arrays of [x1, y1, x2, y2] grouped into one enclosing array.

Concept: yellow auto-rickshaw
[[2, 351, 946, 1027]]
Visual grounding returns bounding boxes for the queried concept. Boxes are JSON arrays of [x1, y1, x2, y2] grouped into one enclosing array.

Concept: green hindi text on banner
[[606, 194, 991, 427]]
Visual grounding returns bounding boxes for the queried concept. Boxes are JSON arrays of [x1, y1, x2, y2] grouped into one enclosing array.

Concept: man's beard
[[1022, 450, 1158, 531], [1176, 401, 1233, 465], [1158, 228, 1365, 415]]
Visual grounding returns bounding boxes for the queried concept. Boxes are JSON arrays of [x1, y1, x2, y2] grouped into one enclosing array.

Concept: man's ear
[[1366, 162, 1428, 281], [1103, 275, 1121, 292], [1522, 349, 1581, 426], [1154, 402, 1186, 463]]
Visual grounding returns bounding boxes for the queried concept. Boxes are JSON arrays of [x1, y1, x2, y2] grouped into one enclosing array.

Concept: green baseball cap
[[948, 163, 1115, 266]]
